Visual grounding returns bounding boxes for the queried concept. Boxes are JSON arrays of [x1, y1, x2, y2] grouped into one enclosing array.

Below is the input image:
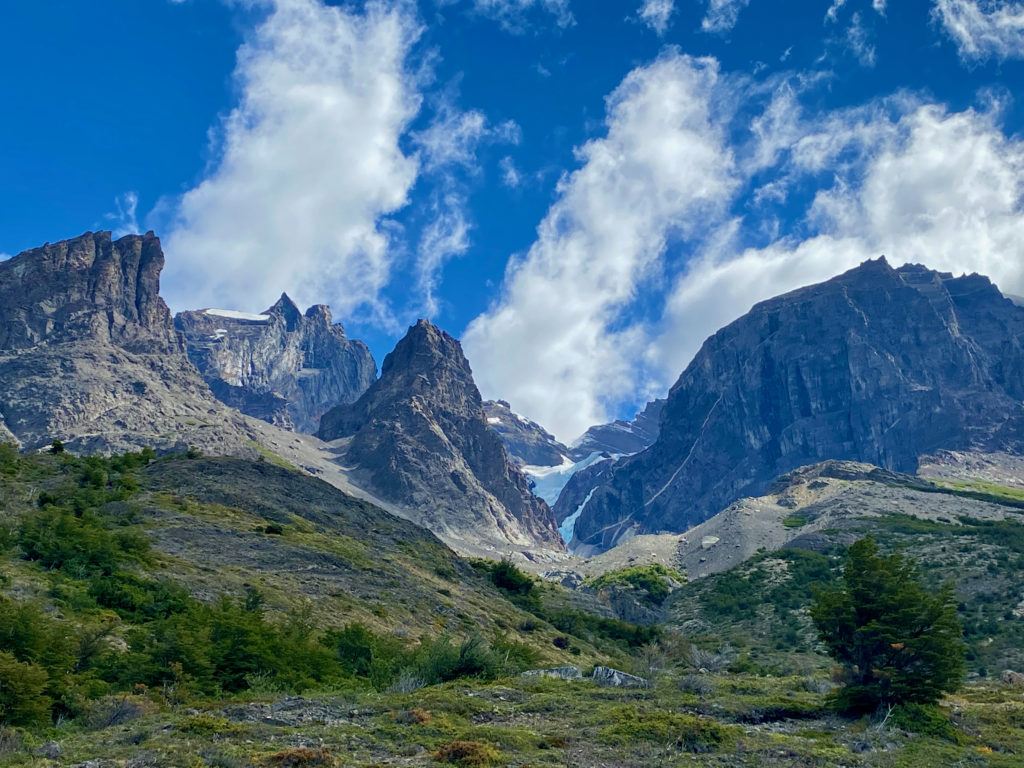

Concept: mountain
[[176, 295, 376, 433], [569, 398, 666, 458], [571, 257, 1024, 553], [483, 399, 569, 467], [318, 320, 565, 556], [0, 231, 259, 455]]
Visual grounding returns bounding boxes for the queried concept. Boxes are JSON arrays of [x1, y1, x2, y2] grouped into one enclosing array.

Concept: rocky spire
[[319, 319, 564, 554]]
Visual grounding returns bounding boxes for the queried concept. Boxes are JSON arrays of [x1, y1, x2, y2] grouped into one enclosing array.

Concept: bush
[[811, 537, 966, 713], [432, 741, 502, 766], [888, 702, 959, 740], [0, 651, 51, 726], [588, 564, 685, 606]]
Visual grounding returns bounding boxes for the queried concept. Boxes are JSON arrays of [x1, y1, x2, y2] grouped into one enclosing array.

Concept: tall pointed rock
[[318, 320, 564, 555]]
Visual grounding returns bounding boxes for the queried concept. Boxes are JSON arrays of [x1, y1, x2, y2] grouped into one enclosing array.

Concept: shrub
[[0, 651, 51, 726], [83, 695, 152, 730], [888, 702, 959, 740], [588, 564, 686, 606], [811, 536, 966, 713], [261, 748, 334, 767], [432, 740, 502, 766], [599, 708, 736, 753]]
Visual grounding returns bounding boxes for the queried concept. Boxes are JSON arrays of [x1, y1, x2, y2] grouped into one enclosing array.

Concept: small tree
[[811, 536, 965, 714]]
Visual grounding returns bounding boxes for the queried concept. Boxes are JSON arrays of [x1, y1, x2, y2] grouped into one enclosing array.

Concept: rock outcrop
[[573, 257, 1024, 552], [0, 231, 257, 454], [570, 398, 666, 459], [483, 399, 569, 467], [176, 296, 376, 433], [318, 320, 564, 555]]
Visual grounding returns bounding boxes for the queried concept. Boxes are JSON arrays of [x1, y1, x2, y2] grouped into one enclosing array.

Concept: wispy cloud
[[105, 191, 140, 238], [637, 0, 675, 35], [460, 0, 574, 31], [701, 0, 751, 33], [932, 0, 1024, 63]]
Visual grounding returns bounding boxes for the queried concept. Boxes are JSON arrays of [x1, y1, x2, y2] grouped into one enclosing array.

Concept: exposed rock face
[[176, 296, 376, 433], [0, 231, 258, 454], [574, 258, 1024, 553], [570, 398, 666, 459], [318, 320, 564, 554], [483, 399, 569, 467]]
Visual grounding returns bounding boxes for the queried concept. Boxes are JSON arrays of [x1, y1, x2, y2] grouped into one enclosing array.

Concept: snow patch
[[487, 417, 502, 425], [559, 487, 596, 550], [204, 308, 271, 322], [523, 451, 609, 508]]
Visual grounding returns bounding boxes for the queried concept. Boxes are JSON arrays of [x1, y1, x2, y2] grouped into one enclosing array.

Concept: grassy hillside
[[668, 502, 1024, 677]]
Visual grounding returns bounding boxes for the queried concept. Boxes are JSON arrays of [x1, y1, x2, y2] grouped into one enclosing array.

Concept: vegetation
[[475, 558, 661, 650], [811, 536, 966, 713], [587, 563, 686, 606]]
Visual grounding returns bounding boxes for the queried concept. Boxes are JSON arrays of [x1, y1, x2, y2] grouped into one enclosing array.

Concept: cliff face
[[573, 258, 1024, 553], [483, 400, 569, 467], [319, 320, 564, 554], [0, 232, 256, 455], [176, 296, 376, 433], [569, 398, 666, 459], [0, 230, 180, 354]]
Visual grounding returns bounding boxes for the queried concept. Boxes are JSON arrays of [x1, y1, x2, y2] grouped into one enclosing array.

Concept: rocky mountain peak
[[318, 320, 564, 555], [267, 293, 302, 331], [175, 297, 375, 434], [0, 231, 258, 454], [0, 230, 179, 354], [570, 257, 1024, 554]]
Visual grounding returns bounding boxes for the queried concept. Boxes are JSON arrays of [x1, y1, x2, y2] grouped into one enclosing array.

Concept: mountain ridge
[[571, 257, 1024, 553]]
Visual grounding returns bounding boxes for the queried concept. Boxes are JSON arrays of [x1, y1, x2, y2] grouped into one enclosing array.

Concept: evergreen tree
[[811, 536, 965, 713]]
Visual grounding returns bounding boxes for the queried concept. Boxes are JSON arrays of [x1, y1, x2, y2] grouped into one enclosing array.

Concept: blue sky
[[3, 0, 1024, 440]]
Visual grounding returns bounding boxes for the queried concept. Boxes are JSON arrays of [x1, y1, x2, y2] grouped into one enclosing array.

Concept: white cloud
[[463, 53, 737, 440], [416, 193, 470, 317], [465, 0, 573, 30], [637, 0, 675, 35], [873, 0, 887, 13], [652, 100, 1024, 385], [933, 0, 1024, 62], [825, 0, 847, 23], [105, 192, 141, 238], [499, 156, 522, 187], [160, 0, 423, 323], [702, 0, 751, 33], [846, 12, 877, 65]]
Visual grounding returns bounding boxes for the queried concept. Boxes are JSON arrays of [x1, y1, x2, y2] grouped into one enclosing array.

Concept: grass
[[2, 673, 1022, 767]]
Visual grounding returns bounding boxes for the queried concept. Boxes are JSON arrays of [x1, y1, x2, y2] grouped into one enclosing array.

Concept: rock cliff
[[483, 400, 569, 467], [569, 398, 666, 459], [573, 257, 1024, 553], [318, 320, 564, 555], [0, 231, 257, 454], [176, 296, 376, 433]]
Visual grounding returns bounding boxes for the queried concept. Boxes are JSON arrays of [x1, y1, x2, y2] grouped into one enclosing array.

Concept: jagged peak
[[264, 293, 302, 332], [303, 303, 334, 328]]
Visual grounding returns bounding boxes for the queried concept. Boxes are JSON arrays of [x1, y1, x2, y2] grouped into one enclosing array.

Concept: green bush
[[588, 564, 685, 606], [889, 703, 960, 740], [0, 651, 51, 726]]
